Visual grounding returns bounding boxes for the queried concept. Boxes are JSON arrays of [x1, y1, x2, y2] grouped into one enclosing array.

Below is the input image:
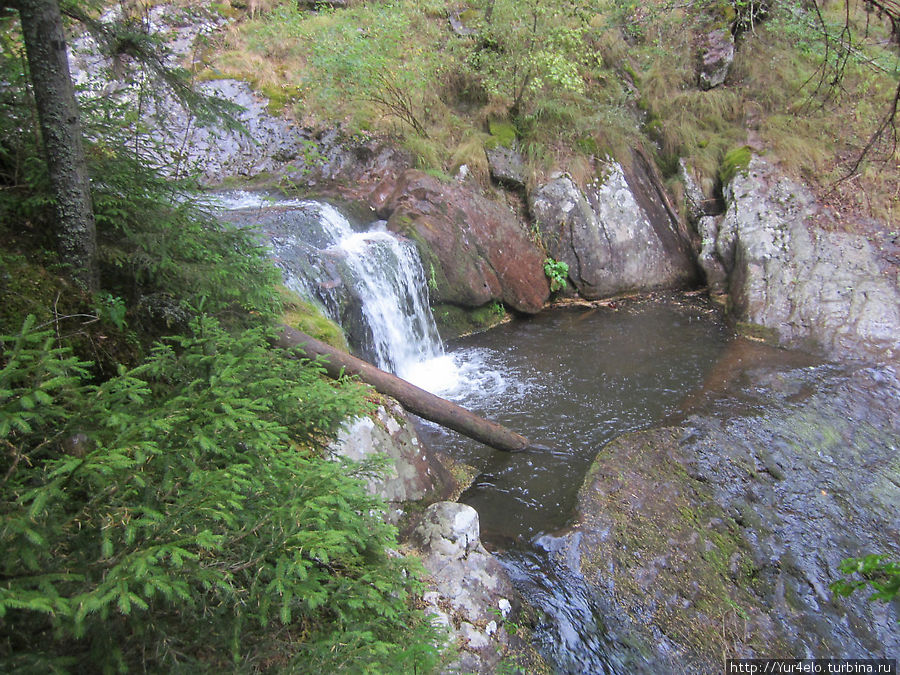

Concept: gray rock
[[698, 28, 735, 90], [449, 9, 479, 37], [697, 215, 728, 292], [413, 502, 518, 674], [486, 146, 527, 189], [530, 161, 696, 298], [329, 401, 452, 521], [679, 158, 718, 223], [717, 156, 900, 362], [67, 5, 306, 185]]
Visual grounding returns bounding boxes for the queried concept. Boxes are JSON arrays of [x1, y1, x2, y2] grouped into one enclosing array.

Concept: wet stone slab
[[569, 362, 900, 671]]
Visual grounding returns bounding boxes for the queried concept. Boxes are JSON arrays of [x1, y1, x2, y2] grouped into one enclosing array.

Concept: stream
[[219, 193, 900, 673]]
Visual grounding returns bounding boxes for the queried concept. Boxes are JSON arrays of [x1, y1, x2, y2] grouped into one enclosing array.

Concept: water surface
[[416, 296, 734, 541]]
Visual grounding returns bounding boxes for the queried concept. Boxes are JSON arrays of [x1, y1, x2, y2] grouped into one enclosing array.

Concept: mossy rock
[[576, 427, 790, 667], [735, 320, 779, 344], [432, 302, 508, 340], [278, 287, 348, 350]]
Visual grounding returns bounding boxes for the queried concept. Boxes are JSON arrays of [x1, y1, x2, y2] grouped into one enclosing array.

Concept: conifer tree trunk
[[17, 0, 99, 292]]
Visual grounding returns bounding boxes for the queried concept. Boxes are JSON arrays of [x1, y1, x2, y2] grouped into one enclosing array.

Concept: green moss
[[278, 287, 348, 350], [458, 8, 481, 26], [488, 120, 518, 148], [735, 320, 779, 344], [719, 145, 753, 186], [260, 84, 301, 116], [432, 302, 508, 340]]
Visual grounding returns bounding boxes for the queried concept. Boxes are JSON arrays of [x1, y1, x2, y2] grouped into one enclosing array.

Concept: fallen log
[[275, 325, 530, 452]]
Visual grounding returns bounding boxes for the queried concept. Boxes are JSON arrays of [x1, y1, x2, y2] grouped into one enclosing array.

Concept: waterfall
[[335, 229, 444, 379], [217, 192, 448, 386]]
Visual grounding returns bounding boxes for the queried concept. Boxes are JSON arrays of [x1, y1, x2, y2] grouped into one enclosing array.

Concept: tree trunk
[[275, 325, 531, 453], [18, 0, 99, 292]]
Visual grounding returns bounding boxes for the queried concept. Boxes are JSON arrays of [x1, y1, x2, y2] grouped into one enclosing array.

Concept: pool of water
[[416, 295, 734, 542]]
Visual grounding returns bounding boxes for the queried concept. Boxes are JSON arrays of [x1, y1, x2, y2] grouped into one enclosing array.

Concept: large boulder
[[486, 146, 527, 190], [713, 156, 900, 362], [529, 158, 697, 299], [329, 400, 454, 522], [382, 170, 550, 313], [698, 28, 735, 90]]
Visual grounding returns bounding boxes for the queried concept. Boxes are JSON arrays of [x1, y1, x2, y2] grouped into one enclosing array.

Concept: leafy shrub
[[0, 316, 443, 672], [543, 257, 570, 292], [831, 554, 900, 610]]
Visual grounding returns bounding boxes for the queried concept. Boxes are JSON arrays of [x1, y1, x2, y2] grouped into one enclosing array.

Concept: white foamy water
[[403, 347, 527, 407], [211, 190, 313, 211]]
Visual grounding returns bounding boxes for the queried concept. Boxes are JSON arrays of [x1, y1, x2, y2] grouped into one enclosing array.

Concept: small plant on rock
[[543, 257, 569, 292]]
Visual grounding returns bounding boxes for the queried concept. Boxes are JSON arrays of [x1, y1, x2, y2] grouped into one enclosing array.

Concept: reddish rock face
[[381, 171, 550, 314]]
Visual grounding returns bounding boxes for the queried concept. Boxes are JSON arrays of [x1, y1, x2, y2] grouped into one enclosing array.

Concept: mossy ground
[[0, 247, 140, 376]]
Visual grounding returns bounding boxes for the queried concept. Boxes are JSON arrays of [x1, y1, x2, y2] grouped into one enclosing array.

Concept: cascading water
[[331, 229, 443, 380], [217, 191, 457, 388], [215, 192, 899, 671]]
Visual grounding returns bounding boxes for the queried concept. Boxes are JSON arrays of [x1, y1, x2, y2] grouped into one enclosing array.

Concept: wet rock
[[413, 502, 519, 674], [529, 160, 697, 299], [571, 363, 900, 669], [383, 170, 549, 313], [714, 156, 900, 362], [698, 28, 735, 90], [486, 146, 527, 189], [330, 401, 454, 523]]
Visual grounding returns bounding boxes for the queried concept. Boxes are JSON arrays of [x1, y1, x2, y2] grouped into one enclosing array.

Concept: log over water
[[275, 325, 530, 452]]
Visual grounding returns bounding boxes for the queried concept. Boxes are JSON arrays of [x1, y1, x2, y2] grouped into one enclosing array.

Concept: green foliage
[[0, 316, 444, 672], [93, 293, 127, 331], [543, 257, 569, 292], [831, 554, 900, 610], [468, 0, 587, 116], [0, 41, 282, 336], [250, 2, 439, 137], [88, 146, 282, 325]]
